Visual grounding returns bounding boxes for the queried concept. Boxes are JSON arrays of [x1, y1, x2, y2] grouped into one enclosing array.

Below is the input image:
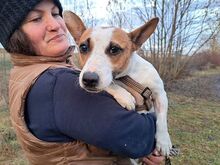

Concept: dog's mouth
[[80, 71, 101, 92], [83, 86, 102, 93]]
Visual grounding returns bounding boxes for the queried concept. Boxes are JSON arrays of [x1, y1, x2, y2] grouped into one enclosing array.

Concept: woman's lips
[[47, 34, 65, 43]]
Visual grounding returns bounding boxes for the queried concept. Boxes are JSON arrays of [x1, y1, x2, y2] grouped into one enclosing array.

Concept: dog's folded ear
[[63, 11, 86, 44], [128, 17, 159, 50]]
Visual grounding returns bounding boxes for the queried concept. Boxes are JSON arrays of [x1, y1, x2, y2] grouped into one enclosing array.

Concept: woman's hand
[[139, 149, 165, 165]]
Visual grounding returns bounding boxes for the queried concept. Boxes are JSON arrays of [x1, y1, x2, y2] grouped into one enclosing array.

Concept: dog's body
[[64, 11, 172, 157]]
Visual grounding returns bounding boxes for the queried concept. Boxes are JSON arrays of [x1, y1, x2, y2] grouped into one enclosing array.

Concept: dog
[[64, 11, 172, 157]]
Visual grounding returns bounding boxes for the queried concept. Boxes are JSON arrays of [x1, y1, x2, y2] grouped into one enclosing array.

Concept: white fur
[[79, 27, 115, 90], [109, 53, 172, 156], [79, 28, 172, 156]]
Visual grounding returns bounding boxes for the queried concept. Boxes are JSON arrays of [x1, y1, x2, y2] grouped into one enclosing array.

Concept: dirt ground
[[167, 70, 220, 102]]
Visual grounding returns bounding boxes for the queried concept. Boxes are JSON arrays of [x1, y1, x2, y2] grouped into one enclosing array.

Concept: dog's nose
[[82, 72, 99, 88]]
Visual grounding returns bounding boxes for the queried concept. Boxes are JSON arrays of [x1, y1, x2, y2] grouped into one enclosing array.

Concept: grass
[[0, 50, 11, 71], [0, 108, 27, 165], [0, 60, 12, 71], [191, 66, 220, 77], [168, 94, 220, 165]]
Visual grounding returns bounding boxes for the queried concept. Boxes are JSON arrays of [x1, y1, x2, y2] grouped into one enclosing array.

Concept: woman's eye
[[109, 46, 122, 55], [52, 13, 60, 17], [31, 17, 41, 22], [79, 44, 89, 54]]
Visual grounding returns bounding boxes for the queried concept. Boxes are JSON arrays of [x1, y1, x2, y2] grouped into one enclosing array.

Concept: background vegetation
[[65, 0, 220, 81]]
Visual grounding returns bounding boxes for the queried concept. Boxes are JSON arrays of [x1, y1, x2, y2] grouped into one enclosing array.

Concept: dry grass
[[0, 109, 28, 165], [192, 66, 220, 77], [167, 67, 220, 102]]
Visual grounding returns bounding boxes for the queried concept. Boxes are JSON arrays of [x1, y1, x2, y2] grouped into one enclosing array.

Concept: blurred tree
[[106, 0, 220, 81], [106, 0, 134, 29], [62, 0, 97, 27], [209, 33, 220, 53]]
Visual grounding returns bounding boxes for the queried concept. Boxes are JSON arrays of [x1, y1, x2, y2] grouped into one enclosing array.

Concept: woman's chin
[[44, 43, 70, 57]]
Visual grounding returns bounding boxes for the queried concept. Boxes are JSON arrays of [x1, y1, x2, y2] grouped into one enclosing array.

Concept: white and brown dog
[[64, 11, 172, 156]]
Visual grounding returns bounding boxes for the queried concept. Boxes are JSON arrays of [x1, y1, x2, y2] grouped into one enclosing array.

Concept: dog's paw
[[155, 132, 172, 156], [113, 89, 136, 110]]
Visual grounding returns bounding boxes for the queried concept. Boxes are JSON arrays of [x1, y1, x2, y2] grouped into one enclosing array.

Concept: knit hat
[[0, 0, 63, 49]]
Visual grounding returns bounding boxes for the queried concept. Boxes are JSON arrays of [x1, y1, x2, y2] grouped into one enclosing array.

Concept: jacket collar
[[10, 46, 75, 66]]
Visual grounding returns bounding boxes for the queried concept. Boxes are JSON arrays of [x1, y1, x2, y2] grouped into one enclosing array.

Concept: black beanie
[[0, 0, 63, 49]]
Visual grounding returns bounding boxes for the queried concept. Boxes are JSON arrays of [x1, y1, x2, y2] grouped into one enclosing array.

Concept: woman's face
[[21, 0, 70, 56]]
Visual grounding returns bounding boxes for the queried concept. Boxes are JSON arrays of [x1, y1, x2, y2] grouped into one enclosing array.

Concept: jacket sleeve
[[52, 68, 156, 158]]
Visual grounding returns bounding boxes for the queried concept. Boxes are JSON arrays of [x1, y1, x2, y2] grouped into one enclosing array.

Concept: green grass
[[168, 94, 220, 165]]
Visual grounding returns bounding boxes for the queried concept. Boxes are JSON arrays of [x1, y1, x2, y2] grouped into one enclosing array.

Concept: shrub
[[189, 51, 220, 71]]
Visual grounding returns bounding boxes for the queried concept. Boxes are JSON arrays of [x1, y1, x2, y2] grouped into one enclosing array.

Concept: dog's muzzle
[[82, 71, 100, 91]]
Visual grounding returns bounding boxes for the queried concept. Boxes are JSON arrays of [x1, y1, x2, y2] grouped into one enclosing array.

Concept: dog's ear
[[128, 17, 159, 50], [63, 11, 86, 44]]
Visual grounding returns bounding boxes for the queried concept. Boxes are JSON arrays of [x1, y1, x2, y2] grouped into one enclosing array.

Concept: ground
[[167, 68, 220, 102]]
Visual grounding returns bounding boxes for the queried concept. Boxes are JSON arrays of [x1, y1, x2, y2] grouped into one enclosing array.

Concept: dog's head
[[64, 11, 158, 92]]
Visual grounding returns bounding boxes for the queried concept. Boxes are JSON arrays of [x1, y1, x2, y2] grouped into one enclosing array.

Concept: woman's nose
[[46, 16, 60, 31]]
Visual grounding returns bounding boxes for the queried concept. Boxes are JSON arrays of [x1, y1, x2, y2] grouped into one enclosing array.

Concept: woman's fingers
[[140, 149, 165, 165]]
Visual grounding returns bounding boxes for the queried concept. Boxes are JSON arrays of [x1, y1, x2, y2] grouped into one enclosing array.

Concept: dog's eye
[[79, 43, 89, 54], [109, 45, 122, 55]]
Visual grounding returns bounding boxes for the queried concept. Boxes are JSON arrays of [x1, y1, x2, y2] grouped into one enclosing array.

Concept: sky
[[60, 0, 110, 19]]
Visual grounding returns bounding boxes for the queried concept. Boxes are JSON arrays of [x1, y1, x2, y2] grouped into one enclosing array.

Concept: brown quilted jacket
[[8, 53, 132, 165]]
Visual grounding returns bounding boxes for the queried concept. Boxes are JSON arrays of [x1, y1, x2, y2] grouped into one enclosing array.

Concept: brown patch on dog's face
[[107, 28, 133, 72], [78, 28, 93, 69], [77, 27, 134, 74]]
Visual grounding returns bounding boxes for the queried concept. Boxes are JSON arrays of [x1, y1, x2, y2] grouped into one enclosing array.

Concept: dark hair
[[5, 29, 37, 56]]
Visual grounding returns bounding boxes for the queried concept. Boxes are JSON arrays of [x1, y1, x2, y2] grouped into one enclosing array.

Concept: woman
[[0, 0, 164, 164]]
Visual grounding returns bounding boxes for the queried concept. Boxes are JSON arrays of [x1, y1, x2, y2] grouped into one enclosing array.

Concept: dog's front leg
[[154, 91, 172, 156], [105, 83, 136, 110]]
